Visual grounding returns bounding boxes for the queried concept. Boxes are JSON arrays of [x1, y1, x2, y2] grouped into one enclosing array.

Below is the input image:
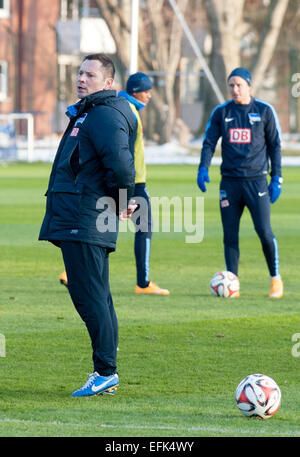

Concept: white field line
[[0, 417, 300, 436]]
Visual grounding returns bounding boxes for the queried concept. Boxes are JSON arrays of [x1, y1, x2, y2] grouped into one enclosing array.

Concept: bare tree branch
[[251, 0, 290, 94]]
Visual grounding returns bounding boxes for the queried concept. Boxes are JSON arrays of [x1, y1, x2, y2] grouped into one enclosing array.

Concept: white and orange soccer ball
[[209, 270, 240, 298], [235, 374, 281, 419]]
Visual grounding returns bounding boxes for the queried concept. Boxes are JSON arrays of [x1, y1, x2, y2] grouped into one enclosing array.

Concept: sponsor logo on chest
[[70, 113, 88, 137], [248, 113, 261, 125], [75, 113, 88, 126], [70, 127, 79, 137], [229, 128, 251, 144]]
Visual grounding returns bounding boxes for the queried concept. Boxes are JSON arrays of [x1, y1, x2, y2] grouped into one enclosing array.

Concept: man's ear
[[103, 78, 114, 90]]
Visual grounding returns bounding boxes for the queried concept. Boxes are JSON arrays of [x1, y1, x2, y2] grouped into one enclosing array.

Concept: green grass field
[[0, 162, 300, 437]]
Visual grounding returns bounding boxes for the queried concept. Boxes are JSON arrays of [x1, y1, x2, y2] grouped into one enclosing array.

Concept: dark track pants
[[60, 241, 118, 376], [219, 177, 280, 277], [132, 183, 153, 288]]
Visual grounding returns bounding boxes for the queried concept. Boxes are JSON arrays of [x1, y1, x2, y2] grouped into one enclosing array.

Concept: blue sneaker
[[71, 372, 119, 397]]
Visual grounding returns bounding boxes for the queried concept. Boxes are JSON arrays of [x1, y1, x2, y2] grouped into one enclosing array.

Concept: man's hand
[[268, 176, 283, 204], [119, 200, 137, 221], [197, 166, 210, 192]]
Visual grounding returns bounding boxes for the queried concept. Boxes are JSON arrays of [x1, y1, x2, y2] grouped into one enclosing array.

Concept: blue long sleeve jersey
[[199, 97, 282, 178]]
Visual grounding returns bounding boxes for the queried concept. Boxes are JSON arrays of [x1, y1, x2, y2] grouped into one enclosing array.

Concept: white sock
[[270, 275, 281, 280]]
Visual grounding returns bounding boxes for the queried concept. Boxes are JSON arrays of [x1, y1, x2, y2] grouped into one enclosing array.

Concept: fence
[[0, 113, 34, 162]]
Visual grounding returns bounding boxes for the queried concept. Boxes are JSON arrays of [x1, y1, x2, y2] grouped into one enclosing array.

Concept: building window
[[60, 0, 99, 20], [0, 61, 8, 100], [0, 0, 10, 18]]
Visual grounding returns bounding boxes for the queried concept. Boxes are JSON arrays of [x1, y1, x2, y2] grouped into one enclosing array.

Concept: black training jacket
[[39, 90, 136, 251]]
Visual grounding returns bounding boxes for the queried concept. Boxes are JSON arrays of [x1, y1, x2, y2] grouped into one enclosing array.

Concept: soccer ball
[[209, 271, 239, 298], [235, 374, 281, 419]]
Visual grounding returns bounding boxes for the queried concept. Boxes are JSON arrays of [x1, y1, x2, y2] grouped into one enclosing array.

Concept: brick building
[[0, 0, 59, 136], [0, 0, 116, 137]]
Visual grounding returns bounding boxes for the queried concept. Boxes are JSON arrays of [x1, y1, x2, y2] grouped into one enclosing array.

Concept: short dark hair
[[83, 53, 115, 79]]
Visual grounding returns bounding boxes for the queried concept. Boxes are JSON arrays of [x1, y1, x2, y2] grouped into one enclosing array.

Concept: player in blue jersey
[[197, 67, 283, 298]]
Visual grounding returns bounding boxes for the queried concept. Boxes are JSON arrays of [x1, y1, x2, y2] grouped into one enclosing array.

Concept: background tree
[[286, 1, 300, 132], [94, 0, 189, 144], [95, 0, 292, 140], [201, 0, 290, 130]]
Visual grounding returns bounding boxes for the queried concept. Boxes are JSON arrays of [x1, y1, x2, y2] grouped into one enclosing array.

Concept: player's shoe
[[71, 372, 119, 397], [134, 281, 170, 295], [269, 278, 284, 298], [59, 270, 68, 287]]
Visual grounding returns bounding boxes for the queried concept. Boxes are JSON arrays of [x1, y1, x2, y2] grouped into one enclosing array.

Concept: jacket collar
[[66, 90, 117, 119], [118, 90, 146, 111]]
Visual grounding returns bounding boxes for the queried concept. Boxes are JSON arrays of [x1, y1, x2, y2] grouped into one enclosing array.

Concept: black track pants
[[219, 177, 280, 277], [60, 241, 118, 376], [132, 183, 153, 288]]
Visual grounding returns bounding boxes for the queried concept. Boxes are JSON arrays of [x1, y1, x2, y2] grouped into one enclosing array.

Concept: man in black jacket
[[39, 54, 136, 397]]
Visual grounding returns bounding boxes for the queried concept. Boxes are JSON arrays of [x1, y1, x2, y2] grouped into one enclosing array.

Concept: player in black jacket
[[197, 67, 283, 298], [39, 54, 137, 396]]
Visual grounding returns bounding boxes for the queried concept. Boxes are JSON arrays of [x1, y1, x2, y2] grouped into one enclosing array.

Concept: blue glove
[[268, 176, 283, 203], [197, 166, 210, 192]]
